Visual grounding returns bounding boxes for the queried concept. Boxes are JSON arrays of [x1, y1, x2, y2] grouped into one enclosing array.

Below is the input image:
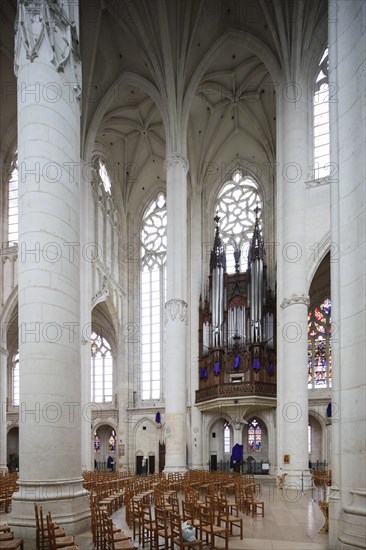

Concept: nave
[[2, 472, 329, 549]]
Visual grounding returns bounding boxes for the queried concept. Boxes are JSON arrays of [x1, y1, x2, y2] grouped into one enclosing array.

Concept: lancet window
[[8, 158, 18, 245], [313, 47, 330, 179], [91, 331, 113, 403], [140, 193, 167, 401], [98, 159, 112, 194], [248, 419, 262, 452], [12, 350, 19, 406], [308, 298, 332, 389]]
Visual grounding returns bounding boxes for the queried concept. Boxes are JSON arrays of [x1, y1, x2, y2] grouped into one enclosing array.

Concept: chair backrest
[[170, 512, 183, 541], [104, 514, 115, 550], [46, 512, 56, 550], [154, 506, 168, 533], [182, 501, 195, 523]]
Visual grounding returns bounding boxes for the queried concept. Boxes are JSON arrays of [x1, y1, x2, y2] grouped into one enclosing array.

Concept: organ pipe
[[248, 209, 265, 343], [210, 215, 226, 347]]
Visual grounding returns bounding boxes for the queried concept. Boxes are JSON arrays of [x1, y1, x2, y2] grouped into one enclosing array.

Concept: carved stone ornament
[[14, 0, 82, 100], [165, 299, 188, 325], [280, 294, 310, 309], [164, 154, 189, 173], [92, 274, 110, 307]]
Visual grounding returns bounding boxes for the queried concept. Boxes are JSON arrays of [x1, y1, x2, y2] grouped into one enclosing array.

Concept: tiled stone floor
[[1, 480, 329, 549]]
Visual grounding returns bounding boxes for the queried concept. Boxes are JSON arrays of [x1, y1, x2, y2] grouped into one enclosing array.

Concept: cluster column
[[11, 0, 89, 537], [164, 154, 189, 472], [0, 347, 7, 473], [329, 1, 366, 547], [275, 78, 311, 488]]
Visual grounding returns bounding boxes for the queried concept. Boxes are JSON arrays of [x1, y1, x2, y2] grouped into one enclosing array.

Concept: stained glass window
[[109, 430, 116, 451], [94, 432, 101, 452], [308, 298, 332, 389], [313, 47, 329, 179], [91, 331, 113, 402], [216, 170, 262, 273], [140, 193, 167, 400], [8, 159, 18, 245], [248, 418, 262, 452]]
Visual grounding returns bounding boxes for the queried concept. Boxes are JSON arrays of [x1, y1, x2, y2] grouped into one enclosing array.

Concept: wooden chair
[[34, 503, 65, 550], [0, 532, 14, 541], [104, 514, 135, 549], [154, 506, 172, 550], [140, 503, 157, 550], [198, 504, 229, 550], [169, 494, 180, 515], [182, 501, 200, 538], [0, 538, 24, 550], [46, 513, 78, 550], [250, 495, 264, 517], [217, 494, 243, 539], [170, 512, 203, 549], [130, 499, 143, 545]]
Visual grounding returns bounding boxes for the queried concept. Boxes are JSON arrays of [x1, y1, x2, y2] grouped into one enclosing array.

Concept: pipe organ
[[196, 213, 276, 404]]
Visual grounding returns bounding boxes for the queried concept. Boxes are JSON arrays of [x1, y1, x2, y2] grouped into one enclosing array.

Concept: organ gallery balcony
[[195, 380, 277, 404]]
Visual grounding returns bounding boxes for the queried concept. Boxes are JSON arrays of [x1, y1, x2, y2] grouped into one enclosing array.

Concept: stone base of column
[[191, 462, 203, 470], [331, 489, 366, 549], [9, 479, 90, 540], [163, 465, 188, 473], [0, 465, 8, 474]]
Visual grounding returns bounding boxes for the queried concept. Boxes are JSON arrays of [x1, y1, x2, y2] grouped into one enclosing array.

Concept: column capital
[[14, 0, 81, 99], [280, 294, 310, 309], [165, 299, 188, 325], [164, 154, 189, 173]]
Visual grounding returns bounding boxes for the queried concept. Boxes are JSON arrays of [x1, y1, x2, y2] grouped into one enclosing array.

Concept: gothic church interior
[[0, 0, 365, 548]]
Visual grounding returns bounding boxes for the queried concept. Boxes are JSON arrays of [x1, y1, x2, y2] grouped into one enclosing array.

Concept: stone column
[[80, 161, 93, 473], [276, 78, 311, 489], [329, 1, 366, 548], [189, 186, 203, 469], [0, 346, 8, 473], [11, 0, 89, 537], [164, 154, 189, 472]]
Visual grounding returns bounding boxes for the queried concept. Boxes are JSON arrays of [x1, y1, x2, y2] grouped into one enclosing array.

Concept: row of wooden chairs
[[90, 500, 134, 550], [34, 503, 79, 550], [0, 522, 24, 549], [0, 473, 18, 513]]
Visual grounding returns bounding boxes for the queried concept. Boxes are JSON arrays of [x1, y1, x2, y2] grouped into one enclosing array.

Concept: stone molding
[[305, 176, 332, 188], [14, 0, 82, 100], [164, 154, 189, 173], [0, 346, 8, 356], [165, 299, 188, 325], [280, 294, 310, 309]]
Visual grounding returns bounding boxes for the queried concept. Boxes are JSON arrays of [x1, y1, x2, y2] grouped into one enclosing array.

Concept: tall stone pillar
[[80, 161, 93, 473], [11, 0, 89, 537], [164, 154, 189, 472], [0, 346, 8, 473], [189, 186, 203, 469], [276, 78, 311, 488], [329, 1, 366, 548]]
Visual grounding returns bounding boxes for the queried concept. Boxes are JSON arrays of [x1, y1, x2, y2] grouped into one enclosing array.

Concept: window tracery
[[140, 193, 167, 400], [91, 331, 113, 402], [216, 170, 262, 273], [313, 47, 330, 179]]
